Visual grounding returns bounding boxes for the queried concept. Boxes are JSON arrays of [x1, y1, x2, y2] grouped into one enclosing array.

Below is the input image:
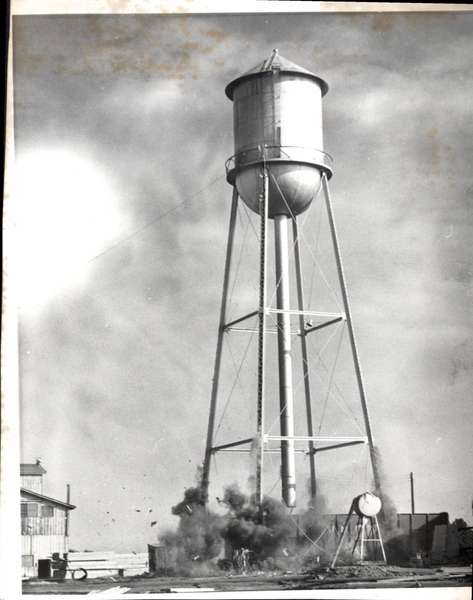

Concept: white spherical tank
[[225, 50, 333, 218], [354, 492, 382, 517]]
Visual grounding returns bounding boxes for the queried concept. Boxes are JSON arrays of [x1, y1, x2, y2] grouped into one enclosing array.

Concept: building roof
[[21, 488, 76, 510], [225, 49, 329, 100], [20, 463, 47, 475]]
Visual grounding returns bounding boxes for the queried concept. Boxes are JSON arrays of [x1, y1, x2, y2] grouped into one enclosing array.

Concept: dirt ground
[[22, 564, 472, 595]]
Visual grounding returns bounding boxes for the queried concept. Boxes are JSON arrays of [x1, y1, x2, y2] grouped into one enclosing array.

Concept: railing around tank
[[225, 145, 333, 183]]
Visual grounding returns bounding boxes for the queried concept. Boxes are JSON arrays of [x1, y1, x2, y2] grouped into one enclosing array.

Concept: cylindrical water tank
[[354, 492, 382, 517], [225, 50, 333, 218]]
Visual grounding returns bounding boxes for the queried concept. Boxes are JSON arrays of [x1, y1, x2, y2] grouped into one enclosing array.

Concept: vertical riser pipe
[[274, 214, 296, 507]]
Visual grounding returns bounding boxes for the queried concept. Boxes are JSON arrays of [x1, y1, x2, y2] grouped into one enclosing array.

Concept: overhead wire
[[88, 173, 225, 264]]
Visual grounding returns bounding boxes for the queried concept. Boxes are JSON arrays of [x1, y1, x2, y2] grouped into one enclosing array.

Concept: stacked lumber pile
[[67, 551, 148, 579]]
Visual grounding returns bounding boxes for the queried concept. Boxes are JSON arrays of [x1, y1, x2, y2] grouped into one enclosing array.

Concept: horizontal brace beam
[[267, 309, 344, 318], [264, 436, 368, 443], [303, 316, 345, 335], [213, 448, 313, 454], [210, 438, 254, 453], [208, 442, 366, 454], [225, 327, 269, 333], [306, 440, 367, 454], [224, 311, 259, 330]]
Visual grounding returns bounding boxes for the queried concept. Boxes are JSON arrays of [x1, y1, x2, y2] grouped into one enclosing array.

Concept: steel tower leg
[[331, 497, 356, 568], [374, 514, 387, 562], [202, 188, 239, 504], [292, 217, 317, 501], [274, 213, 296, 508], [360, 517, 366, 561], [321, 174, 381, 492]]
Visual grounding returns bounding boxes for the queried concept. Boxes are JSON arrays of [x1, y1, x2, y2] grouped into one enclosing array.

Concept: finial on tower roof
[[261, 48, 279, 72]]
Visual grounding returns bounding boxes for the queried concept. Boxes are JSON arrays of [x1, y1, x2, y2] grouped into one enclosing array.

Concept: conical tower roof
[[225, 49, 328, 99]]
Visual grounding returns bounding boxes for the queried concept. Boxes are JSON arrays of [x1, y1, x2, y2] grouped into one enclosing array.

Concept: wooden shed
[[21, 461, 75, 579]]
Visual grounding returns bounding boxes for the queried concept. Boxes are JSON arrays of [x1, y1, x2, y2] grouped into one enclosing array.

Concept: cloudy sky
[[6, 4, 473, 554]]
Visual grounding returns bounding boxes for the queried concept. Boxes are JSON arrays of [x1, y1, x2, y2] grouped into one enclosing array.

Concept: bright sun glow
[[11, 149, 124, 310]]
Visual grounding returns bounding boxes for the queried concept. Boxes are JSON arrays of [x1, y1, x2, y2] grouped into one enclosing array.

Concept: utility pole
[[65, 484, 71, 537], [410, 472, 415, 514]]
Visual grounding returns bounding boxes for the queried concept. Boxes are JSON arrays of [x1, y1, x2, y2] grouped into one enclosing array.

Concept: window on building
[[21, 503, 39, 517], [22, 555, 34, 567], [41, 505, 54, 517]]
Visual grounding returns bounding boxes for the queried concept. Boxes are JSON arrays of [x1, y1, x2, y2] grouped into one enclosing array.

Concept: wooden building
[[21, 461, 75, 579]]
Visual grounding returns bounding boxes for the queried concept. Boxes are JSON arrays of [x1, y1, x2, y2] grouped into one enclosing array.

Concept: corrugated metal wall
[[21, 535, 68, 578], [148, 545, 168, 573], [21, 534, 68, 558], [21, 502, 69, 578], [21, 508, 66, 535], [21, 476, 43, 494], [396, 512, 449, 554]]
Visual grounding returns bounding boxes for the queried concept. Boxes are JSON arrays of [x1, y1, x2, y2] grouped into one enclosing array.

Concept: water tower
[[202, 50, 381, 510]]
